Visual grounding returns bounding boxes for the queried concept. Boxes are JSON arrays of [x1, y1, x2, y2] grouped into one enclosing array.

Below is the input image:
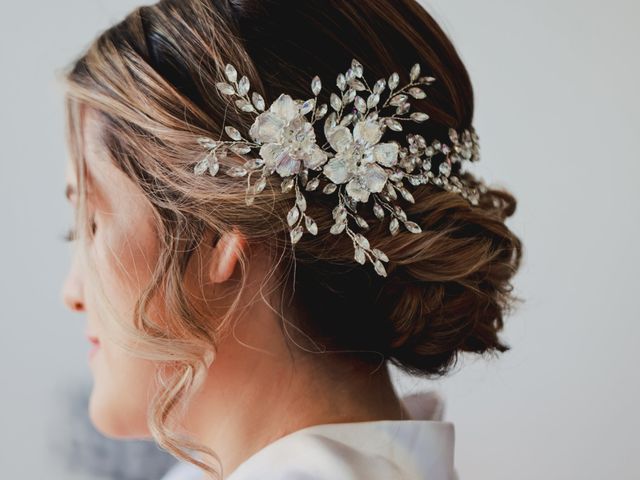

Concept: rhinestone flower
[[194, 59, 483, 277], [323, 117, 399, 203]]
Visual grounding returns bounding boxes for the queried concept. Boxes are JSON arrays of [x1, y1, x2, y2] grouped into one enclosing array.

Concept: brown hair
[[61, 0, 523, 476]]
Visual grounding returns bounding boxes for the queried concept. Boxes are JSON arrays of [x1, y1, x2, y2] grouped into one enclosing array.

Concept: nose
[[61, 254, 85, 313]]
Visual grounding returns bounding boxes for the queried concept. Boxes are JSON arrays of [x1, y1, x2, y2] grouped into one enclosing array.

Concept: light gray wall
[[0, 1, 637, 479]]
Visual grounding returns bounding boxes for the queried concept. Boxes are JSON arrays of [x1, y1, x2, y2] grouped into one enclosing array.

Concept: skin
[[61, 109, 410, 479]]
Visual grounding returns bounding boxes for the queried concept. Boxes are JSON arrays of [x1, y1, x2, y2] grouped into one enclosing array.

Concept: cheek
[[88, 214, 163, 438], [94, 218, 158, 316]]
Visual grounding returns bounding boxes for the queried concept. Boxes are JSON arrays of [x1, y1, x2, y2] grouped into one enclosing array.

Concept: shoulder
[[228, 419, 455, 480]]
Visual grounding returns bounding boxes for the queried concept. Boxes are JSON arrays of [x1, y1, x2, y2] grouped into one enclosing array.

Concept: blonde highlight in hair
[[60, 0, 524, 477]]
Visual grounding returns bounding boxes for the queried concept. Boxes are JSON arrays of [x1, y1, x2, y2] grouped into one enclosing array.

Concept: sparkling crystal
[[373, 78, 386, 94], [225, 126, 242, 141], [305, 177, 320, 191], [336, 73, 346, 91], [396, 103, 411, 115], [194, 156, 209, 175], [197, 137, 217, 149], [225, 64, 237, 83], [355, 216, 369, 229], [311, 75, 322, 96], [290, 225, 304, 244], [385, 118, 403, 131], [355, 233, 370, 249], [373, 260, 387, 277], [227, 166, 248, 177], [355, 96, 367, 113], [244, 158, 264, 170], [296, 189, 307, 211], [394, 205, 407, 221], [281, 177, 295, 192], [344, 89, 357, 104], [350, 80, 366, 91], [408, 87, 426, 99], [372, 248, 389, 262], [287, 205, 300, 227], [216, 82, 235, 95], [410, 63, 421, 82], [345, 68, 356, 82], [332, 205, 345, 219], [315, 104, 328, 119], [354, 247, 366, 265], [339, 113, 354, 127], [330, 222, 346, 235], [386, 182, 397, 200], [389, 93, 409, 107], [439, 162, 451, 177], [252, 92, 265, 111], [388, 72, 400, 90], [208, 160, 220, 176], [235, 98, 255, 112], [404, 221, 422, 233], [389, 217, 399, 235], [305, 215, 318, 235], [420, 76, 436, 85], [410, 112, 429, 122], [330, 93, 342, 111], [255, 176, 267, 193], [351, 58, 364, 78], [324, 112, 337, 138], [399, 188, 415, 203], [367, 93, 380, 109], [323, 183, 337, 194], [300, 98, 315, 115], [238, 76, 250, 96], [230, 144, 252, 155], [373, 203, 385, 219]]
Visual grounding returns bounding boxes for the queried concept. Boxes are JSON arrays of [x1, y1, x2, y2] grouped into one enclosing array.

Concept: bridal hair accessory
[[194, 59, 483, 277]]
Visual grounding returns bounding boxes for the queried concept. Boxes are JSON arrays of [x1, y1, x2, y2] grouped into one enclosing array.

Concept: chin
[[88, 382, 152, 440]]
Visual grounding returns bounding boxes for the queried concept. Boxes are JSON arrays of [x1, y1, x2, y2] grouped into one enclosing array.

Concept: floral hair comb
[[194, 59, 482, 277]]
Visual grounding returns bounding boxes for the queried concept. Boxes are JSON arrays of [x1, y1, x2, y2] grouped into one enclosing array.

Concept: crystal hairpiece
[[194, 59, 482, 277]]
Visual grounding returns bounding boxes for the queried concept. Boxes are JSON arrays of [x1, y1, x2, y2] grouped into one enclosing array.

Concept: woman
[[60, 1, 523, 479]]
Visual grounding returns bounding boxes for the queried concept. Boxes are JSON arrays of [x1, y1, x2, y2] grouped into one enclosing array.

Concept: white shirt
[[160, 390, 458, 480]]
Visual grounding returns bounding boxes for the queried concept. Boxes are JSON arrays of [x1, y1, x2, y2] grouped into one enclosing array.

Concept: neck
[[178, 309, 408, 479]]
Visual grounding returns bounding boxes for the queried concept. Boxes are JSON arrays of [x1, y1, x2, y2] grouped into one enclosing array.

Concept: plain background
[[1, 0, 638, 479]]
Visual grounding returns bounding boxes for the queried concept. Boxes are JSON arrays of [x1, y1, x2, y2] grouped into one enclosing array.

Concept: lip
[[86, 331, 100, 361]]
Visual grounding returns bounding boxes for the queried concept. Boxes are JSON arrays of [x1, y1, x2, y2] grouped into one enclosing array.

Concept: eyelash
[[62, 217, 96, 242]]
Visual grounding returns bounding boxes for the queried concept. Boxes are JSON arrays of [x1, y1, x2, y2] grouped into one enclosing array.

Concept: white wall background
[[0, 1, 637, 479]]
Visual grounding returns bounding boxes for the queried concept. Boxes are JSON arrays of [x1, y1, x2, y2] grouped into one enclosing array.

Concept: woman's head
[[61, 0, 523, 476]]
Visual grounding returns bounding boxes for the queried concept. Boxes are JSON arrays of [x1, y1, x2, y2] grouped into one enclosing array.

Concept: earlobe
[[208, 228, 245, 284]]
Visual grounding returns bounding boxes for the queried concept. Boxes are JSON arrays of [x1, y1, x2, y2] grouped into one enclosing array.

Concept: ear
[[208, 228, 246, 284]]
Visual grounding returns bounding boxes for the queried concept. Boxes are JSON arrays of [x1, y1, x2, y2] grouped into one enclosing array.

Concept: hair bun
[[378, 181, 523, 377]]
